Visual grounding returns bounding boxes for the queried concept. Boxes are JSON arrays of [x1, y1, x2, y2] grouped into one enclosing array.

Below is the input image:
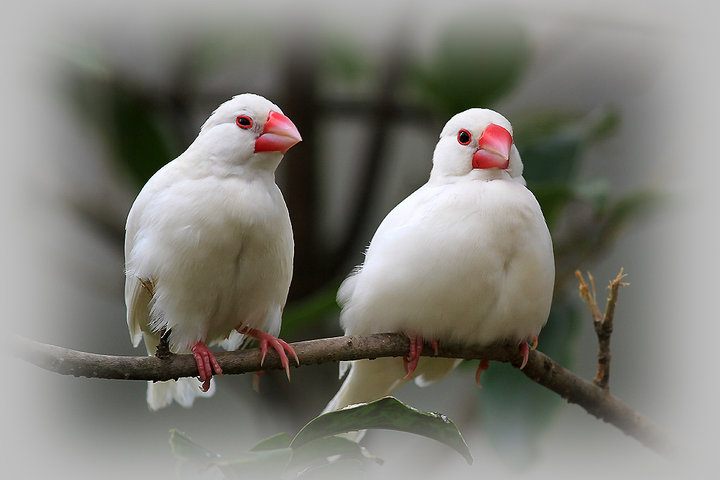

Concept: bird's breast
[[341, 179, 554, 344]]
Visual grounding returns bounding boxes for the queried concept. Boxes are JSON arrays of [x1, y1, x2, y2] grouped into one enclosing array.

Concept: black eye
[[457, 129, 471, 145], [236, 115, 253, 129]]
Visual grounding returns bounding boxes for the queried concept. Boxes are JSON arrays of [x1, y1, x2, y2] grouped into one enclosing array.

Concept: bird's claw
[[516, 335, 539, 370], [191, 341, 223, 392], [403, 335, 423, 378], [403, 335, 438, 378], [238, 327, 299, 381], [475, 359, 490, 387], [519, 341, 530, 370]]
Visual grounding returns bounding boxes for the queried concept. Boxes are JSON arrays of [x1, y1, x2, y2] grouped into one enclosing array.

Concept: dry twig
[[575, 269, 629, 391]]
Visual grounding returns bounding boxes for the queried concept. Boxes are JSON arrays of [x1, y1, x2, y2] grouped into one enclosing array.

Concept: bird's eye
[[457, 129, 472, 145], [236, 115, 253, 129]]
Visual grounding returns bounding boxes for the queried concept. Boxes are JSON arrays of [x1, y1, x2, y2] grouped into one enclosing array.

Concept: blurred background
[[3, 1, 719, 478]]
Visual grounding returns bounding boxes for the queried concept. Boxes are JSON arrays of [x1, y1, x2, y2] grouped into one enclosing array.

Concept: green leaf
[[322, 38, 373, 84], [291, 397, 473, 464], [169, 429, 222, 466], [534, 180, 612, 229], [296, 459, 367, 480], [250, 432, 292, 451], [603, 190, 663, 229], [412, 21, 530, 114], [107, 84, 180, 187], [216, 449, 292, 480], [574, 179, 611, 210], [170, 429, 292, 479], [516, 108, 621, 186], [520, 131, 583, 185], [63, 64, 182, 189], [291, 435, 381, 470], [533, 184, 576, 228]]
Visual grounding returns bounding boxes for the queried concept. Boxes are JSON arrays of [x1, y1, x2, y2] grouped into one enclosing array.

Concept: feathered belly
[[138, 220, 292, 351], [340, 188, 554, 346]]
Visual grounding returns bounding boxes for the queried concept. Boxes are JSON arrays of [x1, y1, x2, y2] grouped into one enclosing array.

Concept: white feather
[[124, 94, 294, 409], [327, 108, 554, 412]]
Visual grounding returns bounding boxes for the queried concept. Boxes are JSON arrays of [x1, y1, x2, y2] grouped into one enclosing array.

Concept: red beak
[[472, 123, 512, 170], [254, 111, 302, 154]]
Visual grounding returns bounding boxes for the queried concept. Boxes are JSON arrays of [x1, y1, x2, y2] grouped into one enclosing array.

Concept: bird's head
[[430, 108, 524, 182], [196, 93, 302, 170]]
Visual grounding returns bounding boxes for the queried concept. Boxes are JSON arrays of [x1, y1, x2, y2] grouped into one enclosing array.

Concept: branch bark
[[11, 332, 674, 457], [576, 269, 629, 391]]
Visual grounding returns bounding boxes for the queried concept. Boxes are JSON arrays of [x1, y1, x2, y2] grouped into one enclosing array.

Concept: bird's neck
[[429, 168, 511, 185], [187, 139, 282, 180]]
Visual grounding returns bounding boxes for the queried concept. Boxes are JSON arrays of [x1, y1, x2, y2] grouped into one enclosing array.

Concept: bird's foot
[[155, 328, 173, 359], [519, 341, 530, 370], [191, 341, 223, 392], [516, 335, 539, 370], [475, 359, 490, 387], [237, 327, 299, 381], [403, 335, 434, 378]]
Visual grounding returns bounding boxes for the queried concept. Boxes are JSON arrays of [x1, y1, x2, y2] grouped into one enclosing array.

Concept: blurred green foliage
[[412, 22, 530, 116], [63, 57, 180, 188], [171, 397, 469, 479], [64, 18, 658, 478]]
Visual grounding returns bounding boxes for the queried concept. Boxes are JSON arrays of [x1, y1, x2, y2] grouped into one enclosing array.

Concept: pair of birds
[[124, 93, 554, 411]]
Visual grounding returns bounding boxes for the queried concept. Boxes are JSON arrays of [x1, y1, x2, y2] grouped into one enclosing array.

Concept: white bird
[[124, 93, 302, 410], [325, 108, 554, 414]]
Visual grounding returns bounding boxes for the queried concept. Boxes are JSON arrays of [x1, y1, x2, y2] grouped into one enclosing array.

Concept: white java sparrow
[[325, 108, 554, 414], [125, 93, 302, 410]]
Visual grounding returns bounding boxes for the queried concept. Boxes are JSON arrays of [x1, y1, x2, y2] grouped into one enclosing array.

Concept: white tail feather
[[324, 356, 462, 414], [323, 358, 409, 414], [146, 377, 215, 411]]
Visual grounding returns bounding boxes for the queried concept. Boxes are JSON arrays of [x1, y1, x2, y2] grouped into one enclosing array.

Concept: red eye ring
[[457, 129, 472, 145], [236, 115, 253, 129]]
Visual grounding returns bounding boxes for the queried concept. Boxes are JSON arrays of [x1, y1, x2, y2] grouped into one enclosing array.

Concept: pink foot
[[519, 341, 530, 370], [403, 335, 433, 379], [431, 339, 439, 356], [475, 359, 490, 386], [191, 341, 223, 392], [529, 334, 539, 350], [238, 327, 299, 381]]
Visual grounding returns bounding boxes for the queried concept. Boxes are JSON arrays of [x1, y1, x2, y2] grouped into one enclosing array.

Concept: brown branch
[[11, 332, 674, 457], [576, 269, 629, 391]]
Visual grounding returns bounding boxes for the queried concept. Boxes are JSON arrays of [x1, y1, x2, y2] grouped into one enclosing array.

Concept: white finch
[[125, 93, 301, 410], [325, 108, 554, 413]]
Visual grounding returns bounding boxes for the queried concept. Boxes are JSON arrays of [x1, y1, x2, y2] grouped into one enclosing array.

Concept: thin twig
[[11, 332, 673, 457], [575, 269, 629, 391]]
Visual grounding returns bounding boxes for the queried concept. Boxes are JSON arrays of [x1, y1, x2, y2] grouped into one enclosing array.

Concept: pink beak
[[472, 123, 512, 170], [254, 111, 302, 154]]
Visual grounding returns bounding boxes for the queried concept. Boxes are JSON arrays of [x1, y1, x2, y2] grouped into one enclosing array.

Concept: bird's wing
[[125, 274, 153, 348], [123, 160, 185, 347], [124, 177, 158, 348]]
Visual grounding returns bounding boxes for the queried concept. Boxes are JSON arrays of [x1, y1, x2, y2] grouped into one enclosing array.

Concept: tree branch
[[576, 269, 629, 391], [11, 332, 674, 457]]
